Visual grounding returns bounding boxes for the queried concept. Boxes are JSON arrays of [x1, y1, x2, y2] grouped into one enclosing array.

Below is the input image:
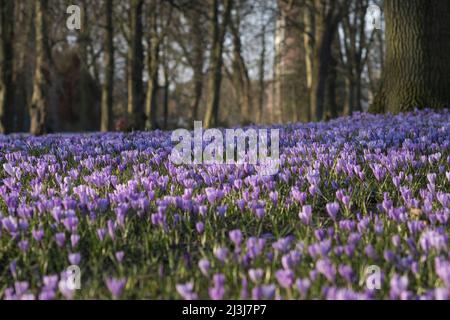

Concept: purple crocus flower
[[248, 268, 264, 283], [255, 207, 265, 219], [198, 259, 210, 276], [39, 289, 56, 300], [236, 199, 246, 212], [269, 191, 278, 206], [419, 230, 448, 253], [365, 244, 377, 259], [97, 228, 107, 241], [68, 253, 81, 265], [14, 281, 29, 296], [107, 220, 116, 240], [291, 188, 307, 204], [70, 234, 80, 248], [55, 233, 66, 247], [272, 237, 293, 253], [2, 216, 18, 234], [296, 278, 311, 297], [229, 229, 243, 247], [435, 288, 449, 300], [3, 163, 15, 177], [115, 251, 125, 263], [389, 274, 409, 299], [176, 282, 198, 300], [383, 250, 395, 262], [299, 205, 312, 225], [198, 205, 208, 216], [213, 247, 228, 262], [209, 273, 226, 300], [316, 259, 336, 282], [213, 273, 226, 287], [195, 221, 204, 234], [275, 269, 295, 288], [105, 278, 127, 299], [240, 277, 248, 299], [252, 284, 275, 300], [391, 235, 401, 247], [281, 250, 301, 270], [62, 216, 78, 233], [217, 205, 228, 217], [338, 264, 354, 283], [246, 237, 266, 259], [18, 240, 29, 252], [9, 260, 17, 277], [205, 188, 222, 205], [435, 257, 450, 287], [32, 229, 44, 242], [326, 202, 340, 220], [43, 275, 59, 290], [341, 196, 351, 208], [209, 285, 225, 300]]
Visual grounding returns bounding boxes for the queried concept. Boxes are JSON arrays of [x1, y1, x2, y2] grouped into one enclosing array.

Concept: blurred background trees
[[0, 0, 447, 134]]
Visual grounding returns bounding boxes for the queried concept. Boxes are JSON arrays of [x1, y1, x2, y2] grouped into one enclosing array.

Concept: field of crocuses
[[0, 109, 449, 300]]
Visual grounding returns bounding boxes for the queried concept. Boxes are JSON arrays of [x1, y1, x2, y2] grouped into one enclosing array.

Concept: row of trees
[[0, 0, 448, 135]]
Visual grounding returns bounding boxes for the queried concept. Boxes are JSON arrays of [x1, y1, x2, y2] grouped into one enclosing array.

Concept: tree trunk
[[127, 0, 144, 130], [327, 53, 338, 119], [303, 4, 314, 121], [13, 2, 31, 133], [230, 15, 252, 125], [310, 27, 334, 121], [258, 23, 266, 123], [144, 44, 159, 130], [344, 77, 355, 115], [144, 3, 160, 130], [78, 0, 91, 131], [0, 0, 14, 134], [29, 0, 50, 135], [203, 0, 233, 129], [341, 0, 367, 115], [308, 0, 343, 122], [370, 0, 450, 113], [163, 77, 169, 130], [189, 9, 204, 122], [162, 42, 169, 130], [101, 0, 114, 132]]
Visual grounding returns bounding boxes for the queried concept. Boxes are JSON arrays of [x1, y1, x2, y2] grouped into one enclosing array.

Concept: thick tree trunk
[[191, 69, 203, 122], [258, 23, 266, 123], [370, 0, 450, 113], [127, 0, 144, 130], [354, 72, 362, 112], [303, 6, 314, 121], [101, 0, 114, 132], [13, 2, 31, 133], [308, 0, 342, 122], [162, 71, 169, 130], [144, 3, 160, 130], [0, 0, 14, 134], [78, 0, 89, 130], [203, 0, 233, 129], [344, 77, 355, 115], [144, 42, 159, 130], [310, 27, 334, 122], [327, 53, 338, 119], [190, 12, 204, 122], [29, 0, 50, 135], [274, 0, 309, 123], [162, 42, 169, 130], [230, 17, 252, 125]]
